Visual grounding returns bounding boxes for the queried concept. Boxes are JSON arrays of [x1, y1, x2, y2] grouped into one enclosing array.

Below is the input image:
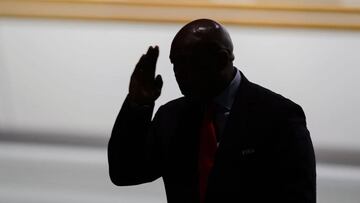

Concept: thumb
[[153, 74, 163, 98], [155, 74, 163, 90]]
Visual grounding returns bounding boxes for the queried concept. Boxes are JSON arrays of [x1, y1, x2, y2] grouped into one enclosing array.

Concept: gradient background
[[1, 1, 360, 202]]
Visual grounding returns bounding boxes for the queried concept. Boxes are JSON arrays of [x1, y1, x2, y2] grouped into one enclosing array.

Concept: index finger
[[142, 46, 159, 78]]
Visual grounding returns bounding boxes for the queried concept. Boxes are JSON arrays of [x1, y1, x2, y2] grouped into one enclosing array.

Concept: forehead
[[169, 48, 214, 66], [170, 39, 218, 61]]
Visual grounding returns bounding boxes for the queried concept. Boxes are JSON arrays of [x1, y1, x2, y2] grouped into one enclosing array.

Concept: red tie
[[198, 104, 217, 203]]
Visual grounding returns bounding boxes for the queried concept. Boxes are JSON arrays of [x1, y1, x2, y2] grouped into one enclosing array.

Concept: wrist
[[127, 94, 154, 107]]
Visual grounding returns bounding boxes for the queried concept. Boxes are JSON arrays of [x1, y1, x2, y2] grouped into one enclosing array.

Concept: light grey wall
[[1, 17, 360, 203], [0, 18, 179, 137], [1, 18, 359, 151]]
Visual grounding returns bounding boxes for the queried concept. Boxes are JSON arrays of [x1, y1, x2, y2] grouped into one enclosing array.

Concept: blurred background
[[0, 0, 360, 202]]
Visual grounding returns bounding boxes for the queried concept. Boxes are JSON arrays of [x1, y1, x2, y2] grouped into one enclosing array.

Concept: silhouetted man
[[108, 19, 316, 203]]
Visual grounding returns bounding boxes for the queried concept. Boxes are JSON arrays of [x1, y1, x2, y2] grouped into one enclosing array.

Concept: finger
[[143, 46, 159, 78], [154, 74, 163, 98], [145, 45, 153, 56], [133, 54, 146, 75], [134, 45, 154, 74], [149, 46, 159, 67], [154, 74, 163, 90]]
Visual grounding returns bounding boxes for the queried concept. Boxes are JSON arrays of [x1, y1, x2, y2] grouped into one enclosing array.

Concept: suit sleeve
[[107, 95, 163, 186], [280, 104, 317, 203]]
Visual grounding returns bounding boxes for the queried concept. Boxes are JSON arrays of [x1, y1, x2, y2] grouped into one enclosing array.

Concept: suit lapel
[[216, 71, 257, 155]]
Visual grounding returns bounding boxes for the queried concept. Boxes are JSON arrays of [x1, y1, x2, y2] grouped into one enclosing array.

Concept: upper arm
[[279, 104, 316, 203]]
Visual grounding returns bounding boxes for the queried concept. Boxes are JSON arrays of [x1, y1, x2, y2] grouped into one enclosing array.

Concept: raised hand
[[128, 46, 163, 105]]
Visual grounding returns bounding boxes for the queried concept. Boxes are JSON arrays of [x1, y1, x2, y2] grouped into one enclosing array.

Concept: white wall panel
[[0, 18, 359, 151]]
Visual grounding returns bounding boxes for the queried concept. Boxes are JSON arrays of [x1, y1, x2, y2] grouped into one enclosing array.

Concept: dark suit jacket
[[108, 72, 316, 203]]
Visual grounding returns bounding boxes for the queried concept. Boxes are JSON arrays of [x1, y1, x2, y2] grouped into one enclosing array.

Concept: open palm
[[128, 46, 163, 104]]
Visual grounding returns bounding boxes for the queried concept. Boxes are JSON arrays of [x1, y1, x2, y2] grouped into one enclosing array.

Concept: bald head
[[170, 19, 234, 62], [169, 19, 236, 101]]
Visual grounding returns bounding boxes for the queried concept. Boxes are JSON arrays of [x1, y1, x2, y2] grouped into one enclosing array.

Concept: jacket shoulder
[[153, 97, 188, 120], [157, 97, 187, 113], [246, 81, 306, 121]]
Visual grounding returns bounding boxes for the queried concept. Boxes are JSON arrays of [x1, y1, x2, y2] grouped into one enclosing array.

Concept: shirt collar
[[213, 68, 241, 111]]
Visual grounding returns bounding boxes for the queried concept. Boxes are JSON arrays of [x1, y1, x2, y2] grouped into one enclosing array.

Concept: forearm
[[111, 96, 154, 142], [108, 95, 156, 185], [281, 105, 316, 203]]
